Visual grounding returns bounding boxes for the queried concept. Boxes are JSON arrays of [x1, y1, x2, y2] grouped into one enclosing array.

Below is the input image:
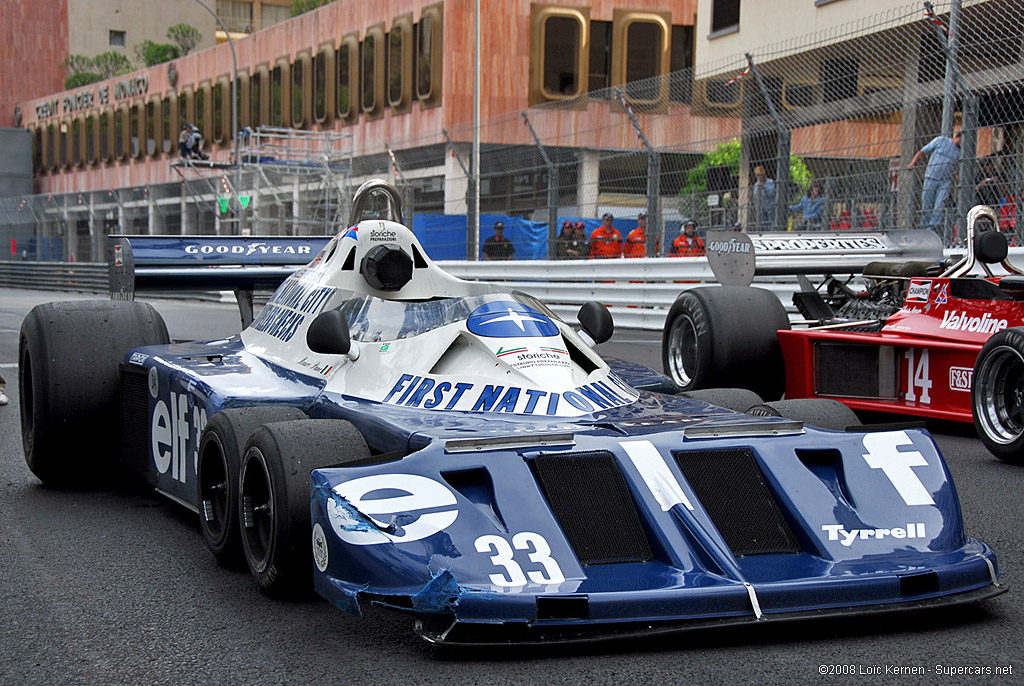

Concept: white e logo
[[327, 474, 458, 545]]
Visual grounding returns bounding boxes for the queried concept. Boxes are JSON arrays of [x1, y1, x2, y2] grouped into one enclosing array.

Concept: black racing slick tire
[[661, 286, 790, 401], [238, 419, 370, 596], [197, 406, 308, 567], [19, 300, 169, 486], [746, 398, 862, 432], [972, 327, 1024, 464], [679, 388, 764, 413]]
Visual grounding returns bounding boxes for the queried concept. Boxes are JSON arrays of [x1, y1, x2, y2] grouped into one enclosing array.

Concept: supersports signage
[[35, 76, 149, 119], [749, 235, 888, 252]]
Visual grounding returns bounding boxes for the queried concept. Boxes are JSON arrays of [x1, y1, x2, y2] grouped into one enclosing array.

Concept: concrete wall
[[67, 0, 216, 60]]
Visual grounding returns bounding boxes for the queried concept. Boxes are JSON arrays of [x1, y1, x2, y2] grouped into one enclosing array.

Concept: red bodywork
[[778, 277, 1024, 423]]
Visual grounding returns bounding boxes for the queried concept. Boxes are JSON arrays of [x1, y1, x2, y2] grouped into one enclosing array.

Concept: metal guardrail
[[7, 248, 1023, 331]]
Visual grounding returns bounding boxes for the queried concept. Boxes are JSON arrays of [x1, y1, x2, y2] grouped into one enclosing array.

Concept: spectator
[[752, 165, 776, 230], [482, 221, 514, 260], [670, 218, 705, 257], [178, 124, 191, 158], [907, 129, 961, 232], [790, 181, 825, 230], [573, 221, 589, 257], [589, 212, 622, 258], [974, 158, 1007, 209], [556, 220, 587, 259], [624, 212, 655, 258]]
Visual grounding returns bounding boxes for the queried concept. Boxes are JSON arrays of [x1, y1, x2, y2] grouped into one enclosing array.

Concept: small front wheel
[[972, 327, 1024, 464]]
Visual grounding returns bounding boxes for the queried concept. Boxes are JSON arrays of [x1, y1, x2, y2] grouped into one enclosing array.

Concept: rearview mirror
[[306, 309, 351, 356], [577, 301, 613, 345]]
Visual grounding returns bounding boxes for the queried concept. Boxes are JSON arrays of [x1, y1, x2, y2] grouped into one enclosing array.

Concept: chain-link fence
[[2, 0, 1023, 261]]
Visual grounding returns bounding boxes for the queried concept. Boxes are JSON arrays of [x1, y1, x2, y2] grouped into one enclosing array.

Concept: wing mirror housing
[[577, 301, 613, 345], [306, 309, 352, 356]]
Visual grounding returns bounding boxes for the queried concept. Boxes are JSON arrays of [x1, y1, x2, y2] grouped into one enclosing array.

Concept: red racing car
[[662, 206, 1024, 464]]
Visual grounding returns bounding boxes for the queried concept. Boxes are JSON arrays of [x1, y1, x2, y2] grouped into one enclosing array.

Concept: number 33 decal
[[474, 532, 566, 586]]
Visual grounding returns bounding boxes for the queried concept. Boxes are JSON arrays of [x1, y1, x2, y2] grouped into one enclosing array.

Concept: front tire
[[746, 398, 862, 431], [661, 287, 790, 401], [972, 327, 1024, 464], [197, 406, 308, 567], [19, 300, 169, 486], [238, 419, 369, 595]]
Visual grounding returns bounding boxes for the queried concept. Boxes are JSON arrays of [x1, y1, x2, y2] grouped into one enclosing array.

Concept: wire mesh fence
[[2, 0, 1023, 261]]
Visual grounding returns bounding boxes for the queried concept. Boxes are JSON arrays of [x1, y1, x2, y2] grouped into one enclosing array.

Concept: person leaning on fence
[[752, 165, 776, 230], [589, 213, 622, 258], [907, 129, 961, 232], [624, 212, 656, 258], [670, 218, 705, 257], [790, 180, 825, 230], [556, 220, 586, 259], [482, 220, 514, 260]]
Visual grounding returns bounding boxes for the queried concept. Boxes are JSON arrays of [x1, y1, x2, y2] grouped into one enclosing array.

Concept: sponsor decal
[[706, 237, 751, 254], [327, 473, 458, 545], [380, 372, 637, 415], [148, 366, 160, 398], [935, 282, 949, 306], [312, 523, 329, 572], [749, 235, 888, 252], [337, 226, 358, 241], [368, 224, 397, 243], [251, 281, 335, 343], [150, 390, 207, 484], [379, 343, 391, 352], [297, 356, 334, 376], [821, 523, 926, 546], [129, 351, 149, 366], [467, 301, 560, 338], [905, 280, 932, 303], [497, 345, 570, 371], [938, 310, 1008, 334], [949, 366, 973, 392], [862, 431, 934, 506], [183, 242, 313, 256]]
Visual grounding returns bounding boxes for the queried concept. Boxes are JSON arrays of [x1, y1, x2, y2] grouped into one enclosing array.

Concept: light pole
[[191, 0, 240, 228]]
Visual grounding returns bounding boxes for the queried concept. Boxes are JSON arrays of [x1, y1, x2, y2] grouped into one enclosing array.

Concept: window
[[415, 4, 443, 107], [291, 55, 310, 128], [314, 49, 329, 123], [85, 115, 96, 164], [271, 64, 284, 126], [260, 3, 290, 30], [33, 126, 43, 172], [59, 120, 69, 168], [784, 83, 817, 108], [109, 30, 126, 47], [162, 95, 175, 153], [362, 25, 385, 116], [589, 20, 611, 92], [214, 81, 225, 142], [146, 100, 157, 156], [612, 11, 670, 106], [669, 25, 694, 103], [706, 79, 741, 105], [821, 58, 858, 102], [623, 21, 663, 99], [114, 107, 126, 159], [99, 111, 110, 161], [362, 33, 376, 111], [337, 35, 358, 122], [529, 5, 589, 104], [130, 102, 141, 158], [388, 15, 413, 111], [217, 0, 252, 33], [711, 0, 740, 33], [252, 67, 265, 127]]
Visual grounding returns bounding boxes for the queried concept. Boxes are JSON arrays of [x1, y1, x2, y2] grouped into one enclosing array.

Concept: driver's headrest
[[975, 229, 1008, 264]]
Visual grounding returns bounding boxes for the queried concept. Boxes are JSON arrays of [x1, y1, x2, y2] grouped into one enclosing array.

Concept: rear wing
[[108, 235, 331, 327], [705, 229, 945, 286]]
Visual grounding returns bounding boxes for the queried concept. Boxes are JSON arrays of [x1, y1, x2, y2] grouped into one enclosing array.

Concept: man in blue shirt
[[790, 181, 825, 230], [908, 130, 961, 232], [752, 165, 776, 230]]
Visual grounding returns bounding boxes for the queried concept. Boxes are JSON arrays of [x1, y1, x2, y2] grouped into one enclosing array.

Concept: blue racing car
[[18, 180, 1005, 644]]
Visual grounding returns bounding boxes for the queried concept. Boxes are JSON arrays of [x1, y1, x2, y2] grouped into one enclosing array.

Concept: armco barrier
[[6, 248, 1020, 331]]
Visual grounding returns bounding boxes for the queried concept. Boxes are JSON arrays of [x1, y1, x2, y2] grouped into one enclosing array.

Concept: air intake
[[120, 364, 150, 473], [532, 451, 653, 565], [675, 448, 801, 556]]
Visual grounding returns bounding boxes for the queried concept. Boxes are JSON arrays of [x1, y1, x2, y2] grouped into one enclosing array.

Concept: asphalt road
[[0, 289, 1020, 685]]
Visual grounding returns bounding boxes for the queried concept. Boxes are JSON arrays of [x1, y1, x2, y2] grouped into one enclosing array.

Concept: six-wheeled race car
[[20, 180, 1005, 644], [663, 205, 1024, 465]]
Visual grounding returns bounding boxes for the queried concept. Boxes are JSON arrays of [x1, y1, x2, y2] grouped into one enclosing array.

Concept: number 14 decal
[[474, 532, 566, 587], [904, 348, 932, 404]]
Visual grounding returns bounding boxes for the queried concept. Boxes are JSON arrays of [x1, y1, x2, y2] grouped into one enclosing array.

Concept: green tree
[[65, 72, 102, 90], [167, 23, 202, 56], [62, 54, 94, 78], [291, 0, 336, 17], [134, 40, 180, 67], [91, 51, 133, 78], [680, 137, 811, 194]]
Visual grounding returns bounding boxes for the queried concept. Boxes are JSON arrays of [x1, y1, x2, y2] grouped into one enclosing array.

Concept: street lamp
[[190, 0, 240, 226]]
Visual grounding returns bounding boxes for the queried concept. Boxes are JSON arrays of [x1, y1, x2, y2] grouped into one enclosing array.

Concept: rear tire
[[746, 398, 862, 431], [238, 419, 369, 596], [19, 300, 169, 486], [972, 327, 1024, 464], [679, 388, 764, 413], [197, 406, 308, 567], [662, 287, 790, 401]]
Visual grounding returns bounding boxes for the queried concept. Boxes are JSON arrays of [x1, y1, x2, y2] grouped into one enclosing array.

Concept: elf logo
[[821, 523, 926, 546]]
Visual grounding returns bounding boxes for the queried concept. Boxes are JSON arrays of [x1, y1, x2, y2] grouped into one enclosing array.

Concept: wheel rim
[[239, 448, 274, 573], [975, 344, 1024, 445], [666, 314, 699, 387], [198, 436, 229, 544]]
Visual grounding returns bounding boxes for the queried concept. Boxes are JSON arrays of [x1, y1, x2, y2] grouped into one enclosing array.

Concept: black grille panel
[[674, 448, 801, 556], [532, 452, 653, 565], [815, 342, 897, 399], [120, 364, 150, 474]]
